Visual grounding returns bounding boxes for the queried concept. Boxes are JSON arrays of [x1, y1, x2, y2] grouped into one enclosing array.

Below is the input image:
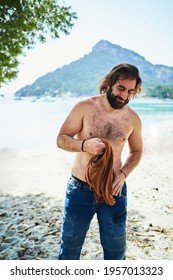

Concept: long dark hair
[[99, 63, 142, 95]]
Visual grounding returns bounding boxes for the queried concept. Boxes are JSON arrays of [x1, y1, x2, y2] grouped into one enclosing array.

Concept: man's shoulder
[[127, 104, 139, 116], [70, 96, 99, 116], [127, 105, 142, 124], [76, 95, 100, 107]]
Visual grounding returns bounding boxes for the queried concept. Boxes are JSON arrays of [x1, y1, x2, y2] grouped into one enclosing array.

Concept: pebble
[[0, 243, 9, 251], [143, 225, 150, 232], [0, 212, 7, 217], [3, 237, 17, 244]]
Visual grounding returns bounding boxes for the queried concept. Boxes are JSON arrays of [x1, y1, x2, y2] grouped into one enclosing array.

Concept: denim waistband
[[71, 175, 92, 189]]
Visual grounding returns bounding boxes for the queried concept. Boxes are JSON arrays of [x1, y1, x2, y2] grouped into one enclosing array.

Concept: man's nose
[[120, 90, 129, 100]]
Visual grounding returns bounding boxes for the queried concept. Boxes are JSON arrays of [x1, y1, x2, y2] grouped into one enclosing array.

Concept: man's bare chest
[[83, 112, 132, 143]]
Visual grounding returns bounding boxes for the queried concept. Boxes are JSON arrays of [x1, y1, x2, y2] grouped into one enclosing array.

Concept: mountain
[[15, 40, 173, 97]]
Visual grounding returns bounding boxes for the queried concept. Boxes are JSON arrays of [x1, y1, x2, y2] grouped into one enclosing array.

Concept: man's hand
[[112, 170, 126, 196], [83, 138, 106, 155]]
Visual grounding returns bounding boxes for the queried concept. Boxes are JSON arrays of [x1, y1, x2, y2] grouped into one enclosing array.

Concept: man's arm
[[56, 100, 106, 154], [56, 101, 84, 152], [113, 115, 143, 196], [121, 116, 143, 177]]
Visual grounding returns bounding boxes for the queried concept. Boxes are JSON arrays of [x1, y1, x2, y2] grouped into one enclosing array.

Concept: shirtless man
[[57, 63, 143, 260]]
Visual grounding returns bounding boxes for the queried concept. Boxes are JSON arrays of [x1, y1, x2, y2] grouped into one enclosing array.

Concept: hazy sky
[[1, 0, 173, 95]]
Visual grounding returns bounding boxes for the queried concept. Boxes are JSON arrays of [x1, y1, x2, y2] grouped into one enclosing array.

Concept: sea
[[0, 96, 173, 150]]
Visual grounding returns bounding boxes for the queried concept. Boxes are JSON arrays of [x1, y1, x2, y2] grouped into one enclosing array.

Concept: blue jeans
[[58, 176, 127, 260]]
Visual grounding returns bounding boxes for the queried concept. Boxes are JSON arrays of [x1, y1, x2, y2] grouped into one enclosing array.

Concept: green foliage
[[148, 85, 173, 99], [0, 0, 77, 86]]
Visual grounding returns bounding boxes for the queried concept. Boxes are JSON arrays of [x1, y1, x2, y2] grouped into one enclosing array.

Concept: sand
[[0, 119, 173, 260]]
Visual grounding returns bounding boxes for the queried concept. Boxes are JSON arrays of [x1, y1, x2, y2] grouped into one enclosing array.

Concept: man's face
[[106, 79, 136, 109]]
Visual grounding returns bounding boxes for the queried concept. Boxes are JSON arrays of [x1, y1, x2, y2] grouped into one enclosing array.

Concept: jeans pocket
[[66, 179, 78, 194], [114, 184, 127, 206], [113, 182, 127, 199], [121, 181, 127, 198]]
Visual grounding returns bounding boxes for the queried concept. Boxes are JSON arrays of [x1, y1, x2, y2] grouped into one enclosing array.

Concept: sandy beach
[[0, 113, 173, 260]]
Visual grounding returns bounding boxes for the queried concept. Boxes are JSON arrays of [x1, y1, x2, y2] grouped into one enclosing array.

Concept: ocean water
[[131, 98, 173, 122], [0, 97, 173, 150]]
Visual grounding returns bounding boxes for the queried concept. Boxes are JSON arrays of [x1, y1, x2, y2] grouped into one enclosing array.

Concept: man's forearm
[[57, 134, 82, 152], [121, 150, 142, 177]]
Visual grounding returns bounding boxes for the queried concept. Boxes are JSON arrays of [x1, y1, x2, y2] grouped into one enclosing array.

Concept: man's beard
[[106, 88, 130, 109]]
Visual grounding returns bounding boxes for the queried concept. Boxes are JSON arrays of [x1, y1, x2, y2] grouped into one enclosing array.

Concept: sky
[[1, 0, 173, 95]]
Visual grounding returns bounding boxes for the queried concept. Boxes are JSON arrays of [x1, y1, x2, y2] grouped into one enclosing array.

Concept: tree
[[148, 85, 173, 99], [0, 0, 77, 86]]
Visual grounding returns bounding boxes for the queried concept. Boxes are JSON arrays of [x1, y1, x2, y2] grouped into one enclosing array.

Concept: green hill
[[15, 40, 173, 98]]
